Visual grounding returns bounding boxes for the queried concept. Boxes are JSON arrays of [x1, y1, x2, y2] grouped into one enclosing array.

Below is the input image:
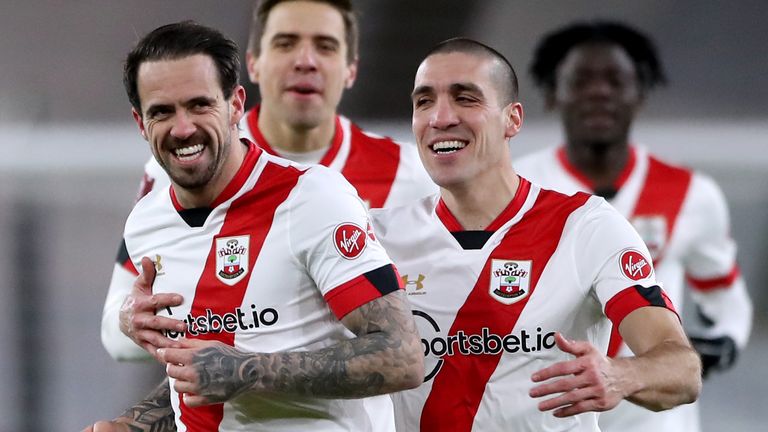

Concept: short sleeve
[[287, 167, 399, 319]]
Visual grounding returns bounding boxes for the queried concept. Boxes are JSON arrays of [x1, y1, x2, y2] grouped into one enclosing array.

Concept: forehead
[[136, 54, 221, 106], [557, 42, 637, 77], [263, 1, 346, 41], [415, 52, 495, 90]]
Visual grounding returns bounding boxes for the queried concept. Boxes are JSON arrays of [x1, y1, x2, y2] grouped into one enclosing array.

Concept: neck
[[173, 136, 248, 209], [441, 168, 520, 231], [565, 140, 630, 190], [257, 106, 336, 153]]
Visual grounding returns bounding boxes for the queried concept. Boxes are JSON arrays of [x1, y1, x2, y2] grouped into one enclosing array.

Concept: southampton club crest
[[489, 259, 532, 305], [215, 235, 250, 285]]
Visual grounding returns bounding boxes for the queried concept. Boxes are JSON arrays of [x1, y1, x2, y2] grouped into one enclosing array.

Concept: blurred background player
[[101, 0, 436, 361], [515, 20, 753, 432]]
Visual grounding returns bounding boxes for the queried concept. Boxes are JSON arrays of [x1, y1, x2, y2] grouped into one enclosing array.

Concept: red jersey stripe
[[339, 123, 400, 209], [687, 265, 741, 291], [436, 177, 531, 232], [420, 189, 590, 431], [177, 158, 306, 431]]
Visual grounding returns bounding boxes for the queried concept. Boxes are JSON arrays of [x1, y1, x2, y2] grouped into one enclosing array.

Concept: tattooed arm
[[159, 289, 424, 406], [82, 378, 176, 432]]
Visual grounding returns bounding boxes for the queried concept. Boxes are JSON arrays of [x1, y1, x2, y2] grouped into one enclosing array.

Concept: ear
[[503, 102, 524, 139], [132, 108, 148, 141], [246, 52, 259, 84], [344, 57, 358, 89], [230, 85, 247, 125]]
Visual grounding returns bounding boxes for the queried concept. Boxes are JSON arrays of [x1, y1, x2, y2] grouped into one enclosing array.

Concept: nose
[[293, 43, 318, 72], [429, 97, 459, 130], [583, 77, 613, 99], [170, 110, 196, 140]]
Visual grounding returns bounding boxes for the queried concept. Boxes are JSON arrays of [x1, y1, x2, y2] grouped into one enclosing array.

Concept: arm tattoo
[[117, 377, 176, 432], [190, 290, 423, 401]]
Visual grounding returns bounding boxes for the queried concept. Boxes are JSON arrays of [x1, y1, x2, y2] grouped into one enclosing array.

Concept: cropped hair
[[426, 37, 519, 105], [530, 20, 666, 93], [124, 20, 241, 114], [247, 0, 358, 64]]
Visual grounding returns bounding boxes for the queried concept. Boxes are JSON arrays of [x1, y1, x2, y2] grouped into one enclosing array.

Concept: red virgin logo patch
[[333, 223, 367, 259], [620, 249, 652, 281]]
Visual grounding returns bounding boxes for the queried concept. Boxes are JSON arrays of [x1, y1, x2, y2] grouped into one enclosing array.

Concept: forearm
[[192, 291, 424, 400], [618, 339, 702, 411], [102, 264, 152, 361], [114, 377, 176, 431]]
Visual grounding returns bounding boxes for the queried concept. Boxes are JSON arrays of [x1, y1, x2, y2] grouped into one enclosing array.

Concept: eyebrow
[[411, 82, 485, 99]]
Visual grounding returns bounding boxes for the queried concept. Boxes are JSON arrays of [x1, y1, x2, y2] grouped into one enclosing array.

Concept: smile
[[174, 144, 204, 161], [431, 140, 467, 154]]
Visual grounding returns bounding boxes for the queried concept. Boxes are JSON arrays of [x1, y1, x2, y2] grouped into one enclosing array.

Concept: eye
[[317, 40, 338, 53], [147, 107, 172, 120], [413, 97, 433, 108]]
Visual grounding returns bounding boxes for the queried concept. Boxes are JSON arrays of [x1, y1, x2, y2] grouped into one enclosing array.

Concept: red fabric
[[436, 177, 531, 232], [339, 123, 400, 208], [687, 265, 741, 291], [604, 286, 678, 358], [324, 272, 403, 319], [420, 189, 590, 431], [178, 158, 305, 431]]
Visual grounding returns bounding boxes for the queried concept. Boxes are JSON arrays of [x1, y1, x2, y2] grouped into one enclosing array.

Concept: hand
[[159, 338, 251, 407], [690, 335, 737, 379], [529, 332, 624, 417], [119, 256, 186, 358]]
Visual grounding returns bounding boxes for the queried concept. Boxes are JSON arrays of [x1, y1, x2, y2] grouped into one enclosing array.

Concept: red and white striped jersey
[[514, 146, 752, 432], [101, 108, 436, 361], [369, 178, 674, 432], [124, 141, 400, 432]]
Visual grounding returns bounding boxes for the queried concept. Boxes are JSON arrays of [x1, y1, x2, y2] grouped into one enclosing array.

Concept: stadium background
[[0, 1, 765, 430]]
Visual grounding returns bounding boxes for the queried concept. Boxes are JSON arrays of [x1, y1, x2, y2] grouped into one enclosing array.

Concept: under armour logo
[[402, 274, 426, 290]]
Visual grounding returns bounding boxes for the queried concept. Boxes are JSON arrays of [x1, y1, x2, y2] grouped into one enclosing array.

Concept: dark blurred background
[[0, 1, 765, 431]]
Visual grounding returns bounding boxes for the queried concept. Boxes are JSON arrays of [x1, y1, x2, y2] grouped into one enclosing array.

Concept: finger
[[553, 398, 608, 417], [157, 347, 194, 366], [167, 363, 199, 385], [531, 359, 584, 382], [530, 375, 583, 398], [136, 314, 186, 332], [137, 257, 157, 292], [183, 393, 212, 408], [554, 332, 594, 357], [537, 386, 597, 412]]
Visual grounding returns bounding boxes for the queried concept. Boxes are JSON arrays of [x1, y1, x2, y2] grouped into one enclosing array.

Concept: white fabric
[[371, 183, 659, 432], [124, 151, 395, 431], [514, 146, 752, 432]]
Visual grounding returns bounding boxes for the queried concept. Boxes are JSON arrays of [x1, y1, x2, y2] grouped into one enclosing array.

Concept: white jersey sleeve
[[576, 198, 671, 328], [288, 167, 398, 319], [683, 174, 752, 348], [101, 156, 169, 361]]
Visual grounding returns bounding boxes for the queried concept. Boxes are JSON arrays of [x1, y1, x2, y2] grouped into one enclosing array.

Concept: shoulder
[[345, 116, 403, 157], [514, 146, 559, 173]]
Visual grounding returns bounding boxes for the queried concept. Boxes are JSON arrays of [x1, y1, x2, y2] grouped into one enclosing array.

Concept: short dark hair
[[530, 20, 666, 94], [424, 37, 519, 106], [124, 20, 241, 114], [247, 0, 358, 64]]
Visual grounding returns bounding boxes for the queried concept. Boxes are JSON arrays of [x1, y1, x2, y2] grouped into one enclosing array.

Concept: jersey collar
[[436, 176, 532, 232], [556, 145, 637, 192], [245, 104, 343, 167]]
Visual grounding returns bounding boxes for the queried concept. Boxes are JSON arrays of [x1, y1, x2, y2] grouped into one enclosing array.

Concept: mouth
[[172, 143, 205, 162], [286, 84, 321, 97], [430, 140, 468, 155]]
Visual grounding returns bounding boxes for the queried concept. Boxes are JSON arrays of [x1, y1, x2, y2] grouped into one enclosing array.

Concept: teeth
[[432, 140, 467, 153], [174, 144, 204, 160]]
